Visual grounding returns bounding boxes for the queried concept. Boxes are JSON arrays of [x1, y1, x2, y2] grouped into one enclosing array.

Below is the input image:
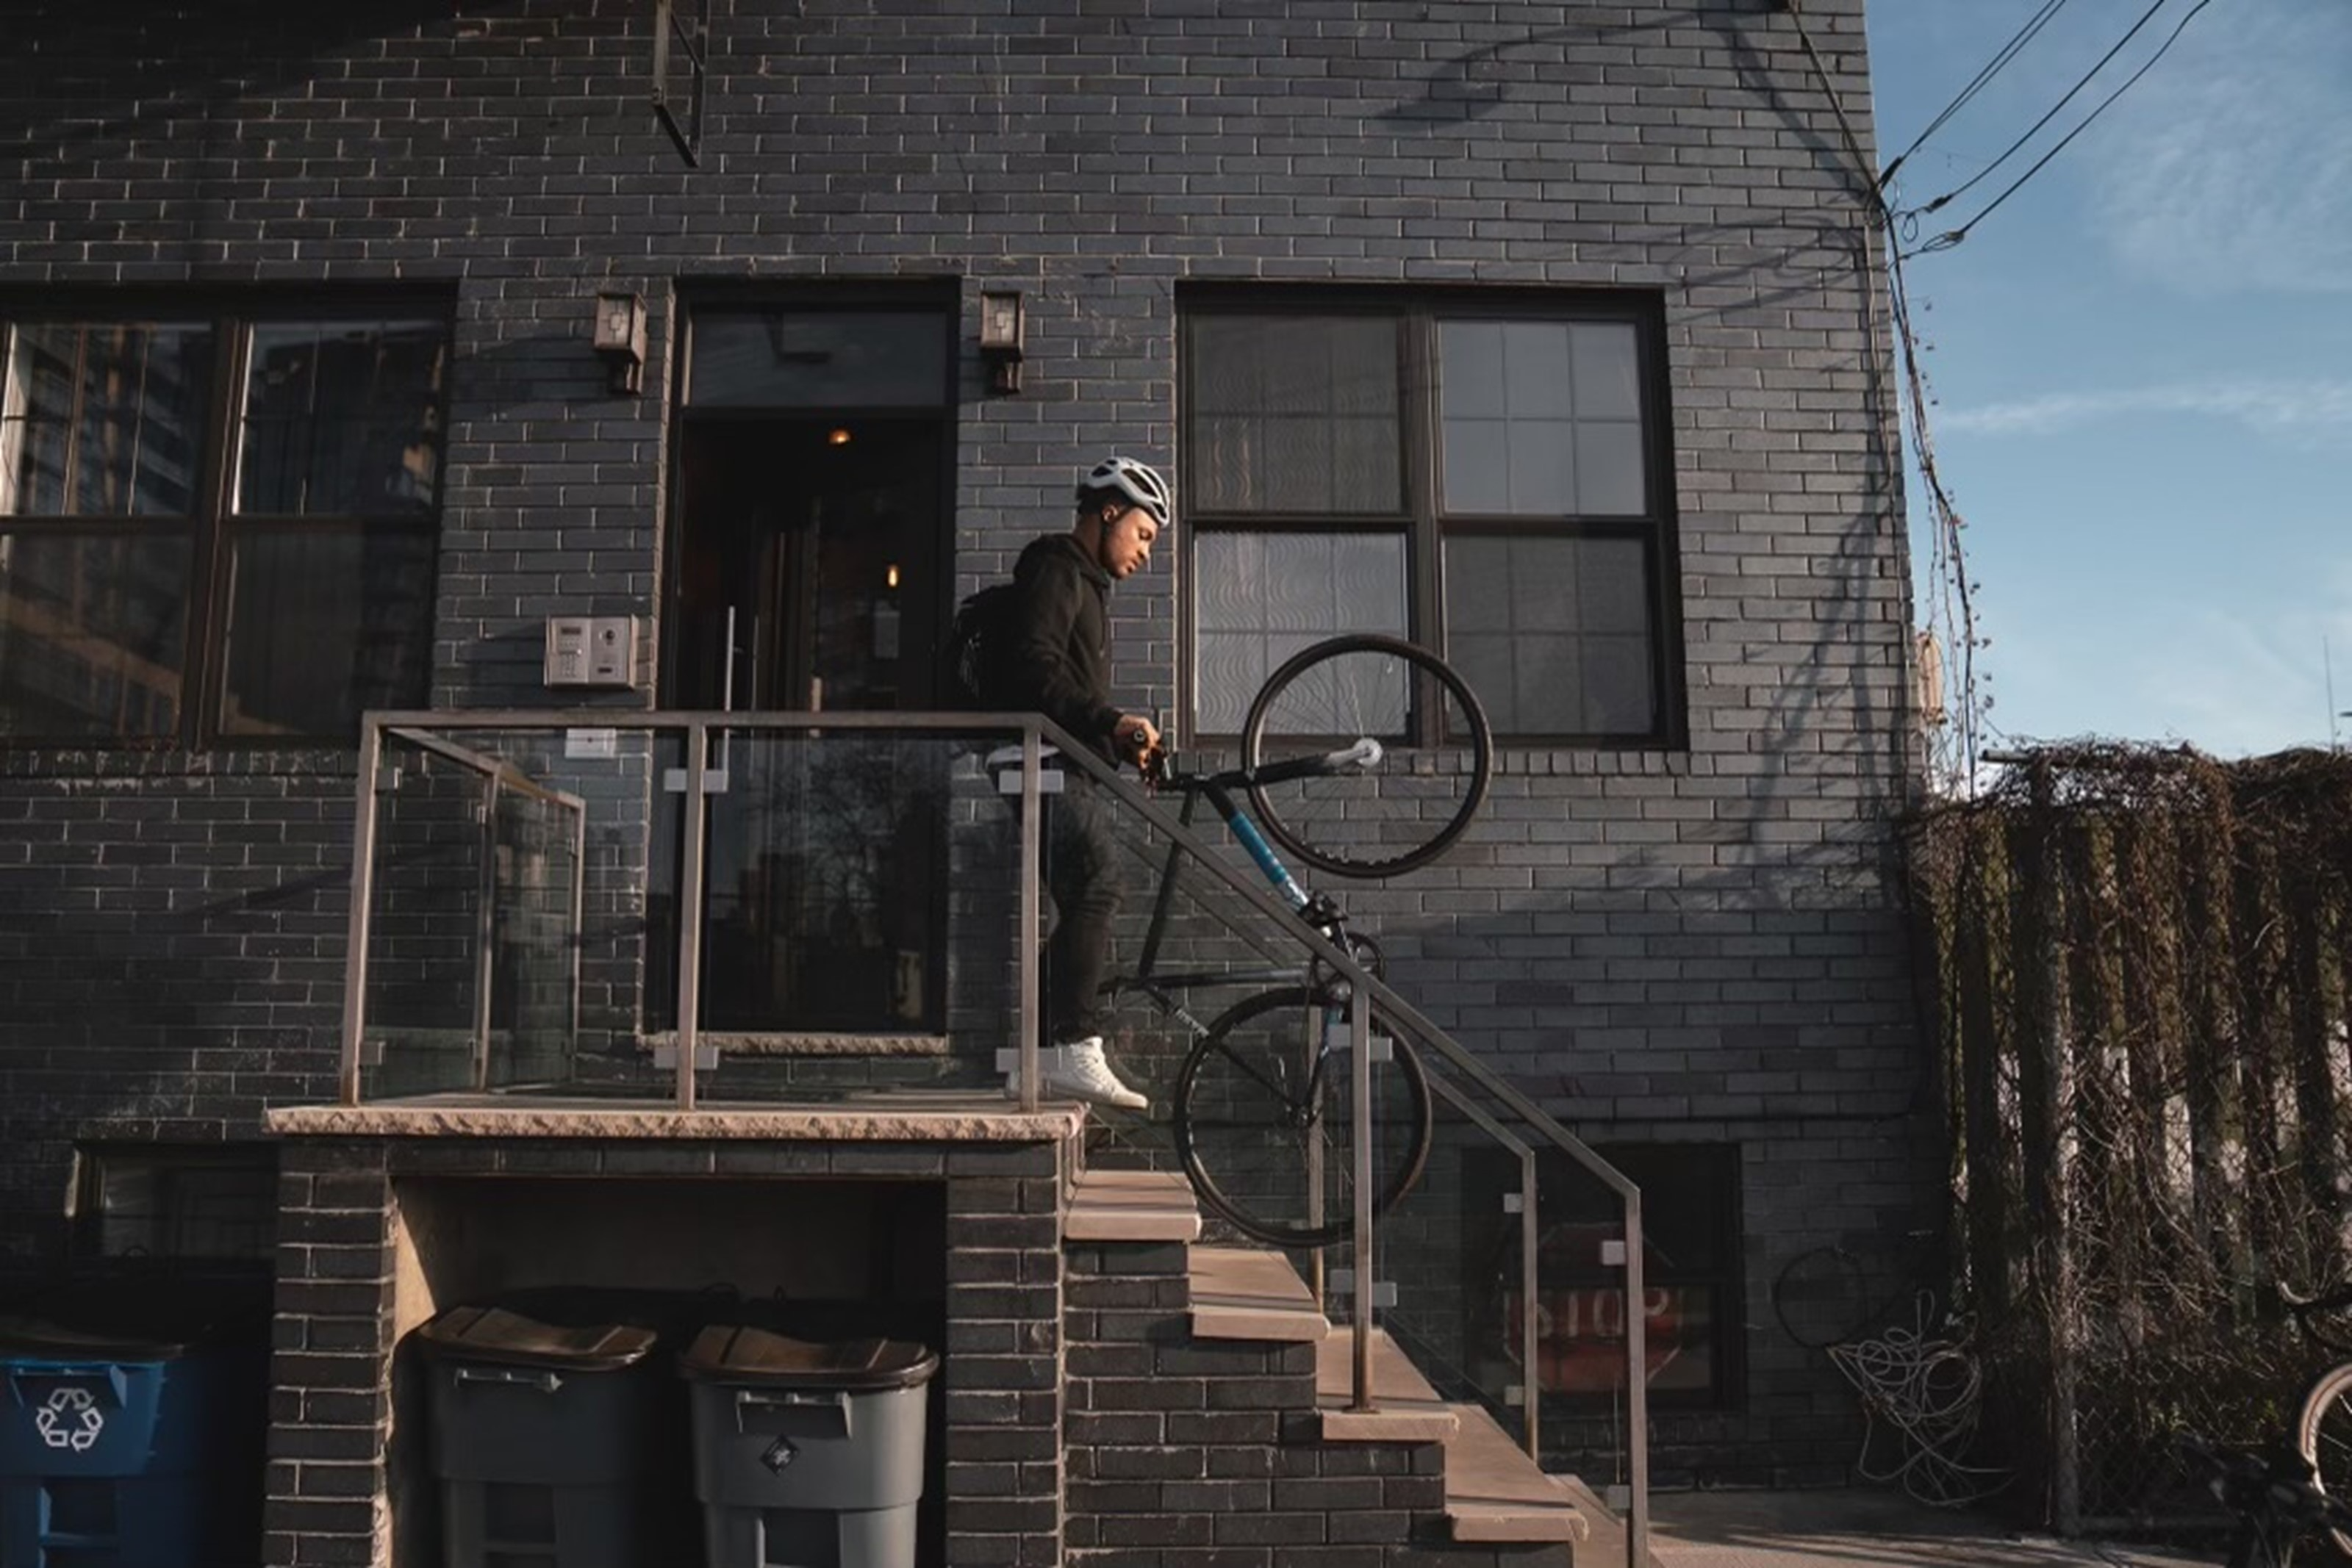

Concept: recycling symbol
[[32, 1387, 104, 1452]]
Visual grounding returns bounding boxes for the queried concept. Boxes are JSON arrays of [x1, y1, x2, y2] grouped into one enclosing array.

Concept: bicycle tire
[[1240, 633, 1494, 880], [2296, 1359, 2352, 1560], [1172, 986, 1433, 1249], [1771, 1245, 1873, 1351]]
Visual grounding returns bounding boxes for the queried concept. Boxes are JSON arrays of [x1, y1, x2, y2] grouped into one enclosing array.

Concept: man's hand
[[1114, 713, 1161, 771]]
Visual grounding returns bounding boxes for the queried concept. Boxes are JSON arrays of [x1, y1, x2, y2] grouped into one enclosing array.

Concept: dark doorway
[[656, 410, 953, 1035]]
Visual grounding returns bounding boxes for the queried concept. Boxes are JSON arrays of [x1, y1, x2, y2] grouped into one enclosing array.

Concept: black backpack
[[939, 582, 1017, 710]]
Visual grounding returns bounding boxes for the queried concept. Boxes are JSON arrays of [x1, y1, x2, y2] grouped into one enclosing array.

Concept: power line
[[1879, 0, 2079, 193], [1902, 0, 2178, 223], [1911, 0, 2218, 255]]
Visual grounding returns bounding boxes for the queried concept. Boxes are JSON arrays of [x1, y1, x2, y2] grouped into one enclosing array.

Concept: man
[[991, 455, 1171, 1110]]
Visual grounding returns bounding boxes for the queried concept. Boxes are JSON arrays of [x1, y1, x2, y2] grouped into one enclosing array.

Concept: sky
[[1864, 0, 2352, 760]]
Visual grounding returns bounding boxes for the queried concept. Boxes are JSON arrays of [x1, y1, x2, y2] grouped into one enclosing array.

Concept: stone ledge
[[265, 1093, 1083, 1142]]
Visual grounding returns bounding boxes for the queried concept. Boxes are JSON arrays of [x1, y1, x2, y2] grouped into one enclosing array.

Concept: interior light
[[885, 564, 900, 590], [828, 427, 853, 446]]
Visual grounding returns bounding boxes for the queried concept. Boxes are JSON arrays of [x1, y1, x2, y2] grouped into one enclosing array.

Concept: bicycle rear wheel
[[2295, 1359, 2352, 1558], [1241, 633, 1493, 879], [1172, 986, 1433, 1249]]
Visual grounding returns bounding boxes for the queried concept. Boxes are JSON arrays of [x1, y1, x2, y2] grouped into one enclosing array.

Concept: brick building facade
[[0, 0, 1929, 1537]]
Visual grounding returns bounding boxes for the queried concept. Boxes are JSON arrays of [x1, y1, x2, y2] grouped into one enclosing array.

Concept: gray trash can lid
[[677, 1324, 939, 1391], [415, 1306, 659, 1373], [0, 1312, 187, 1362]]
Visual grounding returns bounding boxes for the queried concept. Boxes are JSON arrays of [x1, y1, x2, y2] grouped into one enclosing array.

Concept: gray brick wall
[[1, 0, 1929, 1474]]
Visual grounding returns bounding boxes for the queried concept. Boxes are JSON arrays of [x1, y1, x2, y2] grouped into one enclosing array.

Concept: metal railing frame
[[340, 708, 1649, 1566]]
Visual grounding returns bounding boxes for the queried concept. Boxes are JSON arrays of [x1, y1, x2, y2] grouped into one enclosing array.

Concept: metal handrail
[[340, 706, 1649, 1565]]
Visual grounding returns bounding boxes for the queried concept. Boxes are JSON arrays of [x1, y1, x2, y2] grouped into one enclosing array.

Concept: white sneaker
[[1044, 1037, 1148, 1112]]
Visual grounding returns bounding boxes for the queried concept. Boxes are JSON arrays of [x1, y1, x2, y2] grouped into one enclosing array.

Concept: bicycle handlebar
[[1144, 738, 1383, 795]]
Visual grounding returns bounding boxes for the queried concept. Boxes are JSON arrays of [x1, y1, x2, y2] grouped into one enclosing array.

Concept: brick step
[[1068, 1166, 1593, 1558]]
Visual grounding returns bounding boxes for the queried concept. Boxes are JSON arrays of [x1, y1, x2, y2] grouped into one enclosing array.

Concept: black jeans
[[1044, 773, 1124, 1044]]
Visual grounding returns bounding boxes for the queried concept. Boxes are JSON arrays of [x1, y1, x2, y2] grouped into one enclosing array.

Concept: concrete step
[[1316, 1325, 1590, 1547], [1064, 1165, 1200, 1242], [1314, 1321, 1461, 1442], [1441, 1399, 1592, 1547], [1187, 1244, 1326, 1342]]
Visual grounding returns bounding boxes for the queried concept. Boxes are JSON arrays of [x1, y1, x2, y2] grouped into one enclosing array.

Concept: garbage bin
[[679, 1326, 939, 1568], [0, 1292, 265, 1567], [417, 1303, 667, 1568]]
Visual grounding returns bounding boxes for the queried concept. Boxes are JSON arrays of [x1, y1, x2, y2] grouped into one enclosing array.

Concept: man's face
[[1099, 506, 1160, 578]]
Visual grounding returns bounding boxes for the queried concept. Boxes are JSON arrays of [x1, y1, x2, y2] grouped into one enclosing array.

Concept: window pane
[[1440, 318, 1648, 518], [1571, 323, 1643, 420], [688, 311, 948, 408], [1574, 422, 1646, 515], [1, 323, 215, 517], [1191, 531, 1406, 732], [0, 531, 191, 737], [1443, 534, 1656, 736], [236, 320, 445, 517], [1188, 315, 1400, 514], [218, 528, 435, 736]]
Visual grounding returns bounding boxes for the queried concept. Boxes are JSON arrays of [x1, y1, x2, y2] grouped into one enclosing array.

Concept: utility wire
[[1785, 1, 1886, 217], [1879, 0, 2078, 193], [1912, 0, 2217, 255], [1903, 0, 2177, 222]]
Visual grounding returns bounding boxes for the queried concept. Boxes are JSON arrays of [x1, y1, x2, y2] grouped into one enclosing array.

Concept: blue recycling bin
[[0, 1299, 264, 1568]]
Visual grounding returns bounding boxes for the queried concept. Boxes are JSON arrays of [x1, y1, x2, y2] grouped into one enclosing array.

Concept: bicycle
[[1100, 633, 1494, 1249], [2178, 1433, 2352, 1567], [2281, 1278, 2352, 1560]]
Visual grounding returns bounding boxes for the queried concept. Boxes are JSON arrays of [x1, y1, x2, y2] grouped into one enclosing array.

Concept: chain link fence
[[1909, 746, 2352, 1533]]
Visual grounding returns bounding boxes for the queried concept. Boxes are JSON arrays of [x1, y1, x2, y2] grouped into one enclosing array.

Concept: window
[[0, 304, 449, 744], [1182, 295, 1679, 744], [74, 1143, 277, 1263], [1463, 1143, 1743, 1411]]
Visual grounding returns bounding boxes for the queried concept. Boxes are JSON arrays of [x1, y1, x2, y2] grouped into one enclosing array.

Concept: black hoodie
[[997, 532, 1125, 764]]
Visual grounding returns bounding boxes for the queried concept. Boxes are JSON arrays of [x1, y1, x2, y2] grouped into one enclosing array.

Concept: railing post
[[674, 720, 710, 1111], [1350, 988, 1374, 1412], [1520, 1151, 1540, 1458], [470, 771, 503, 1093], [340, 717, 387, 1107], [1624, 1190, 1650, 1568], [1017, 724, 1041, 1112], [567, 799, 587, 1062]]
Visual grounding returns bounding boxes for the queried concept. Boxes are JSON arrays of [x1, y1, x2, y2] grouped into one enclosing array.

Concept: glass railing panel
[[484, 763, 584, 1091], [361, 730, 494, 1098], [358, 724, 663, 1101], [684, 726, 1025, 1102]]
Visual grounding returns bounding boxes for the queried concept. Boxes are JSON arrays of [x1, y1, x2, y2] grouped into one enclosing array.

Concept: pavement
[[1574, 1486, 2223, 1568]]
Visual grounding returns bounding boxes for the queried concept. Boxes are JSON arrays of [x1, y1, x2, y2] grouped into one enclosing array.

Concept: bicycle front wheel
[[2296, 1359, 2352, 1559], [1173, 986, 1433, 1249], [1241, 633, 1494, 879]]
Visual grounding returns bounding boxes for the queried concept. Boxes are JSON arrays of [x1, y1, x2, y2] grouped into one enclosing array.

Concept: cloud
[[2082, 1, 2352, 295], [1941, 379, 2352, 441]]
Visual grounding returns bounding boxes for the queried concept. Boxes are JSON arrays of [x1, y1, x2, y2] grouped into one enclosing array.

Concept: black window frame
[[71, 1140, 279, 1266], [1178, 287, 1685, 749], [0, 287, 453, 750]]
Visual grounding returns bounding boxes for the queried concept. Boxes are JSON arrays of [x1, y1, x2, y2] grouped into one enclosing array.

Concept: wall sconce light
[[592, 289, 648, 396], [979, 289, 1025, 394]]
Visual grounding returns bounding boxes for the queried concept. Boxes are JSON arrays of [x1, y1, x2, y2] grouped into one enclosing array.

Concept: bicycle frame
[[1112, 749, 1369, 1034]]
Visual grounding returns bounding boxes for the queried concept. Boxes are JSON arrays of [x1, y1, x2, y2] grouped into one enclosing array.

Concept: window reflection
[[235, 320, 445, 517], [0, 531, 191, 737], [217, 529, 437, 737], [1, 323, 215, 517]]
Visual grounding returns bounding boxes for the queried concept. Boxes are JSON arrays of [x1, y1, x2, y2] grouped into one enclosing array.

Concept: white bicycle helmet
[[1078, 456, 1172, 526]]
